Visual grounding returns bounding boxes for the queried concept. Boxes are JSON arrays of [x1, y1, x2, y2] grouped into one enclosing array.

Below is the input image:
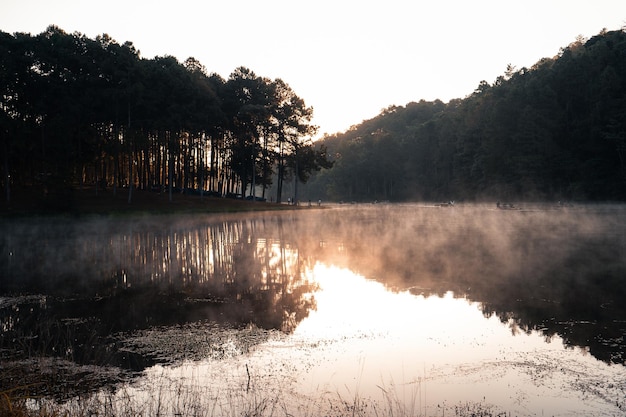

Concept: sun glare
[[295, 263, 487, 340]]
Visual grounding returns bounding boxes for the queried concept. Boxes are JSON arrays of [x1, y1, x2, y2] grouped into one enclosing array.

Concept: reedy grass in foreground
[[2, 370, 505, 417]]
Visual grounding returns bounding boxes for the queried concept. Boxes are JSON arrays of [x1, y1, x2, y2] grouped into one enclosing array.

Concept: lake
[[1, 203, 625, 416]]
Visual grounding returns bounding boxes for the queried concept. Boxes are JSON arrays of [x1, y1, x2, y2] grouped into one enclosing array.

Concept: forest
[[3, 27, 626, 206], [0, 25, 331, 206], [301, 29, 626, 202]]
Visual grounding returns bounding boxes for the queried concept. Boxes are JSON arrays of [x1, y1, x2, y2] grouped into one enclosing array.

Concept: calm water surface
[[1, 203, 626, 416]]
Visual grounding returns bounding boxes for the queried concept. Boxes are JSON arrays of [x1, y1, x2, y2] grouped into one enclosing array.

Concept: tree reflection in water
[[304, 204, 626, 365], [1, 204, 625, 402], [0, 213, 318, 393]]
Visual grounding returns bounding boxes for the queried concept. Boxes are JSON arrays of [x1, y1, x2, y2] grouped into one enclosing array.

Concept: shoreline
[[0, 187, 309, 218]]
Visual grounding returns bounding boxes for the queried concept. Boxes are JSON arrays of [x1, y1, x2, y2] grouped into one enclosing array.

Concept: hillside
[[303, 29, 626, 202]]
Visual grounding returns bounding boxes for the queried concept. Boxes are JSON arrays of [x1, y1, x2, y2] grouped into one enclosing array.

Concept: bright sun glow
[[130, 261, 621, 417], [295, 264, 544, 361], [295, 263, 481, 339]]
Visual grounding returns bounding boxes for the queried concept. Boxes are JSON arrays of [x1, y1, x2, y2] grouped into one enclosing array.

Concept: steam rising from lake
[[1, 203, 625, 415]]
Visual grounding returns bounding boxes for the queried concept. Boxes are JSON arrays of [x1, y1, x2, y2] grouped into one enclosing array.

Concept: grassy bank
[[0, 187, 304, 217]]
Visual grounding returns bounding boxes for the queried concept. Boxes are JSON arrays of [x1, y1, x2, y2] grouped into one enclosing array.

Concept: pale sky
[[2, 0, 625, 137]]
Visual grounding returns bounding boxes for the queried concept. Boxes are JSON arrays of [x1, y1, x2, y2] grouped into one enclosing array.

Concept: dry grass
[[1, 368, 508, 417]]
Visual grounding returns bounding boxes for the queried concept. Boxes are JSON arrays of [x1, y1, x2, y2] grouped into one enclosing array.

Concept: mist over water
[[1, 203, 625, 415]]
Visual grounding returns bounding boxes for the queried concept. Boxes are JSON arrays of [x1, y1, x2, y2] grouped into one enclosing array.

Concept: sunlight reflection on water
[[283, 264, 587, 413], [131, 262, 623, 417], [4, 204, 625, 416]]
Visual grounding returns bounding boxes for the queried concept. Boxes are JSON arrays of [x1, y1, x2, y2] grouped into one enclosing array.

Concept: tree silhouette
[[0, 27, 324, 207]]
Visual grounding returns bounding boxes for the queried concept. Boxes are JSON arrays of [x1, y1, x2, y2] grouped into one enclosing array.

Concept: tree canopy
[[304, 29, 626, 202], [4, 27, 626, 205], [0, 26, 329, 206]]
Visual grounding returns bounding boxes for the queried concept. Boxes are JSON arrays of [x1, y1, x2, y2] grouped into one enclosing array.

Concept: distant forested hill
[[304, 29, 626, 202]]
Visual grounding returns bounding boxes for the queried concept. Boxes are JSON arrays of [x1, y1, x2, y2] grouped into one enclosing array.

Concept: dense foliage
[[305, 29, 626, 202], [0, 26, 331, 205]]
